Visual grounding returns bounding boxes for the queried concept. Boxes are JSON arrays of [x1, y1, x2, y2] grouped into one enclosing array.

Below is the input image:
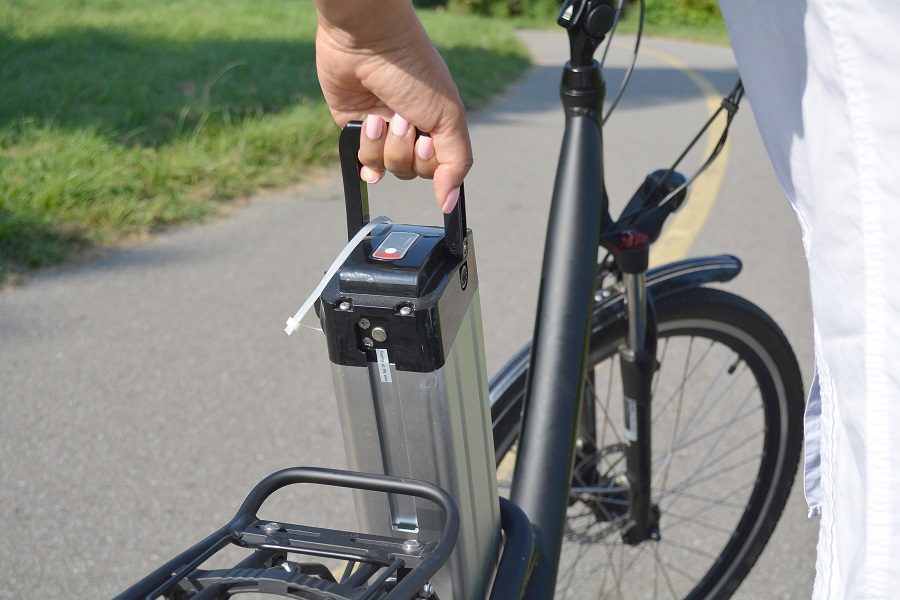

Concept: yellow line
[[633, 47, 731, 267]]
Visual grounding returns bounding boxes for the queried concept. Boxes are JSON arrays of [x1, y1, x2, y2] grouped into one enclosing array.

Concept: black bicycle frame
[[509, 1, 656, 595]]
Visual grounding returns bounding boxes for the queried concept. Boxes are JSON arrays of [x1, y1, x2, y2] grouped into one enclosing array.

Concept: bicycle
[[117, 1, 804, 598]]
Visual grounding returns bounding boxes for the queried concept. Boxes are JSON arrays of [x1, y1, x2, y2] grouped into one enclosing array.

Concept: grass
[[505, 2, 729, 46], [0, 0, 531, 281]]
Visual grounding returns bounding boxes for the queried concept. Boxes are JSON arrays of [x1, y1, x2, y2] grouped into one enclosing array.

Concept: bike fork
[[616, 238, 660, 544]]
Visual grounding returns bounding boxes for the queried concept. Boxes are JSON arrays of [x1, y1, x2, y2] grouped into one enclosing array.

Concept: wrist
[[315, 0, 419, 49]]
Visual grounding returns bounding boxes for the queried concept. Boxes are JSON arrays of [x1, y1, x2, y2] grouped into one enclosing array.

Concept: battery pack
[[315, 123, 501, 599], [319, 221, 500, 599]]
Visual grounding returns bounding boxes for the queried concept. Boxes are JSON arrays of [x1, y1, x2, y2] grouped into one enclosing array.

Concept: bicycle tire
[[495, 287, 804, 600]]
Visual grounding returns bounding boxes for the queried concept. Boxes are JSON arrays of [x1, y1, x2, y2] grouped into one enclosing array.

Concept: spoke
[[657, 536, 721, 561], [651, 338, 718, 426], [552, 320, 779, 599], [654, 549, 707, 587], [660, 450, 762, 503], [661, 508, 738, 535], [656, 485, 751, 511], [652, 542, 684, 599], [663, 397, 762, 457], [661, 385, 764, 515], [665, 349, 740, 454], [660, 480, 756, 534], [668, 361, 757, 455], [656, 335, 694, 503]]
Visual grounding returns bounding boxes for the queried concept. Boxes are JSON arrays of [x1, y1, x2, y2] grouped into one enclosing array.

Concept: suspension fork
[[616, 237, 660, 544]]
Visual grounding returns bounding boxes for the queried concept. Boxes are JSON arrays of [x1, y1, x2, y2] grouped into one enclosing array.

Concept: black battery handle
[[339, 121, 467, 259]]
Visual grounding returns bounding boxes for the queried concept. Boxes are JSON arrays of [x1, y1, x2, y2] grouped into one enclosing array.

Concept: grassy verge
[[503, 2, 729, 46], [0, 1, 530, 281]]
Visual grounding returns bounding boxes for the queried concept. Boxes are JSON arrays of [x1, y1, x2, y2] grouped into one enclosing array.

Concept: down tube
[[511, 111, 603, 597]]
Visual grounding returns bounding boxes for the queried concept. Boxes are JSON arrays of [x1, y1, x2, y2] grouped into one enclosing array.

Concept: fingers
[[359, 114, 385, 184], [358, 113, 442, 185]]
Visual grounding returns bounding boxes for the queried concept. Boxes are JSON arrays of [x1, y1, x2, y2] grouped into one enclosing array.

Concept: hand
[[314, 1, 473, 212]]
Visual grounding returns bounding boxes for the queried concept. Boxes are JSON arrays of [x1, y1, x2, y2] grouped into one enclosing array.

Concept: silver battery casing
[[319, 225, 500, 599]]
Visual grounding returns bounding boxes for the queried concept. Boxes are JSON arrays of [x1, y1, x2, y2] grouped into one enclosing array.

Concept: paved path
[[0, 31, 816, 598]]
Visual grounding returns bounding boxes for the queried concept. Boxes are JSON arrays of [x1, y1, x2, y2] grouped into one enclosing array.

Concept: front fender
[[489, 254, 742, 460]]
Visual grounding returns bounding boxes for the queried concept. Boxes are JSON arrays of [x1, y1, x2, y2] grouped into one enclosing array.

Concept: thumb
[[428, 120, 473, 212]]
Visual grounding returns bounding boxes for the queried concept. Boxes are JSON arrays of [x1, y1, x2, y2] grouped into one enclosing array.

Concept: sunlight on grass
[[0, 0, 530, 279]]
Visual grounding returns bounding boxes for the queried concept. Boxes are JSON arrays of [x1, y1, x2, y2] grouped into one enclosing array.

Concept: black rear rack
[[114, 467, 460, 600]]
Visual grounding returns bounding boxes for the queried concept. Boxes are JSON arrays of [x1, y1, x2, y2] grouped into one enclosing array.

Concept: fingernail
[[365, 115, 383, 140], [390, 114, 410, 138], [360, 166, 381, 184], [417, 136, 435, 161], [442, 188, 460, 214]]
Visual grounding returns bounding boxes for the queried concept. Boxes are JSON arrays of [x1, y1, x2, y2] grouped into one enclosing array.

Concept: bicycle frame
[[117, 1, 758, 597], [509, 2, 633, 595]]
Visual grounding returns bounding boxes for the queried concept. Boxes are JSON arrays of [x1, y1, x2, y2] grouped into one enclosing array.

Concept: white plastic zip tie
[[284, 216, 392, 336]]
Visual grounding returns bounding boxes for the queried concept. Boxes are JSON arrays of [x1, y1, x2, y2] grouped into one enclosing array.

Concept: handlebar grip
[[339, 122, 467, 259]]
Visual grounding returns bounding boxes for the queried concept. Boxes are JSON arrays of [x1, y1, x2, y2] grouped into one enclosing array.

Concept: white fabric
[[719, 1, 900, 597]]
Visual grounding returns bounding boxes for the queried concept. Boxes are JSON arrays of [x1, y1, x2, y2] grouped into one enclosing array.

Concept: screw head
[[359, 318, 371, 329], [338, 301, 352, 311], [402, 539, 423, 553], [371, 327, 388, 342], [261, 522, 283, 534], [418, 582, 435, 598], [362, 338, 374, 349], [399, 306, 413, 317]]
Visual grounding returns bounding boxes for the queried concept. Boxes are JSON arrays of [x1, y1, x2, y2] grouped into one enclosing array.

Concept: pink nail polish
[[360, 166, 381, 185], [442, 188, 460, 214], [390, 115, 410, 138], [365, 115, 383, 140], [417, 136, 435, 161]]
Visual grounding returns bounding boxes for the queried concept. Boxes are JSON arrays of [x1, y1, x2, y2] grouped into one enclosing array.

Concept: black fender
[[489, 254, 743, 460]]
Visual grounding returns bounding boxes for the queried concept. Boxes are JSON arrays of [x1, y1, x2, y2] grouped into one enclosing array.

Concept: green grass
[[0, 0, 530, 281], [503, 1, 729, 46]]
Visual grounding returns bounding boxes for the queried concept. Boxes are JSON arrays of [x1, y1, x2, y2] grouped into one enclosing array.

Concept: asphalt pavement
[[0, 31, 816, 598]]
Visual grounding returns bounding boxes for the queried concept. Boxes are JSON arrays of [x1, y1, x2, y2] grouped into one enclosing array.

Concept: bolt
[[261, 522, 283, 534], [402, 539, 423, 553], [359, 318, 371, 330], [362, 338, 374, 349], [417, 582, 435, 598], [399, 306, 413, 317], [371, 327, 388, 342], [338, 301, 352, 311], [281, 561, 301, 573]]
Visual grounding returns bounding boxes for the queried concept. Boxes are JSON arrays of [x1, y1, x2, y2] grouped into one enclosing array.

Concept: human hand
[[314, 1, 472, 213]]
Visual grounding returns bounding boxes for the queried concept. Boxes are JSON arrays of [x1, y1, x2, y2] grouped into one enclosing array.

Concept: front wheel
[[495, 288, 804, 600]]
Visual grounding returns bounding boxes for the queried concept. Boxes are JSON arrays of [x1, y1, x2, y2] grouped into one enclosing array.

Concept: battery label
[[376, 349, 392, 383], [372, 232, 420, 261]]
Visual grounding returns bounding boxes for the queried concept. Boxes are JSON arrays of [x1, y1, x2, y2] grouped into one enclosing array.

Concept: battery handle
[[339, 122, 467, 259]]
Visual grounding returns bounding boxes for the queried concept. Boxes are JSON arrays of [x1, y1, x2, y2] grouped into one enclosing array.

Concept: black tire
[[495, 287, 804, 600]]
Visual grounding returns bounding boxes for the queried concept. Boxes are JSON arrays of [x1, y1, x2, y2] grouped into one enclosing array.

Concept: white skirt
[[719, 1, 900, 597]]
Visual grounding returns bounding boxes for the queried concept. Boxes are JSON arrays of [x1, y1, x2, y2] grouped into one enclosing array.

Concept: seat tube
[[511, 60, 605, 599]]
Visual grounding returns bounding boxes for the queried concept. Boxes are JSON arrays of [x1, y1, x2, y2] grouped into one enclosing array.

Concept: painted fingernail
[[360, 166, 381, 184], [442, 188, 460, 214], [390, 114, 410, 138], [365, 114, 383, 140], [416, 136, 435, 161]]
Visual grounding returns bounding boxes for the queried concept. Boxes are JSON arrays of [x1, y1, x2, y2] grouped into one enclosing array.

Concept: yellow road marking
[[633, 47, 732, 267]]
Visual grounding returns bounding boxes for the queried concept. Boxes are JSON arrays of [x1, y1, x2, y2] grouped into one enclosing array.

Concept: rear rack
[[115, 467, 460, 600]]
